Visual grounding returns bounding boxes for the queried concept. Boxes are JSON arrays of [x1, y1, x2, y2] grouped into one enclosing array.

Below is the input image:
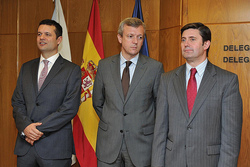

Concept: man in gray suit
[[93, 17, 164, 167], [12, 19, 81, 167], [152, 22, 242, 167]]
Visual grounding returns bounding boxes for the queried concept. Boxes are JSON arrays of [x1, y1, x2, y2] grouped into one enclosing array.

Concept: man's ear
[[57, 36, 62, 45], [117, 34, 122, 44], [203, 40, 210, 50]]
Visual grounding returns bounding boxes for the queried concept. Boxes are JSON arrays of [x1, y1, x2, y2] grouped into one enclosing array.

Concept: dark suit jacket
[[152, 61, 242, 167], [92, 54, 164, 166], [12, 55, 81, 159]]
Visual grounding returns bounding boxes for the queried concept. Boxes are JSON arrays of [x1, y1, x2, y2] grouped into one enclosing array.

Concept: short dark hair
[[38, 19, 62, 39], [181, 22, 211, 56]]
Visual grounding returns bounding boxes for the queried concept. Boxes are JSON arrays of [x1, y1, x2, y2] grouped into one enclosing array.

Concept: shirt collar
[[40, 53, 59, 64], [120, 52, 139, 66], [186, 58, 208, 76]]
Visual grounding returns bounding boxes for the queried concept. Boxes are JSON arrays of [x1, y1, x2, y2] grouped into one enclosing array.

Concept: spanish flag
[[73, 0, 104, 166]]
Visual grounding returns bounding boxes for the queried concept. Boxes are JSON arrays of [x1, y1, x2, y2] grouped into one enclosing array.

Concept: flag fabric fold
[[132, 0, 149, 57], [52, 0, 71, 61], [73, 0, 104, 166]]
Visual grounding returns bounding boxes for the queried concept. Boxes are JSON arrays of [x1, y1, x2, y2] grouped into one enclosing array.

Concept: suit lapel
[[125, 54, 147, 103], [110, 55, 124, 101], [38, 55, 64, 94], [31, 58, 40, 96], [173, 64, 190, 120], [188, 61, 217, 123]]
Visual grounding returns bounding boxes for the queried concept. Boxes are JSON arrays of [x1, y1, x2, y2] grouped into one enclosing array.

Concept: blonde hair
[[118, 17, 146, 36]]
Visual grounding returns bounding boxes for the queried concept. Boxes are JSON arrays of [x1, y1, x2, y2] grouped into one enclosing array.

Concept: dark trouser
[[97, 140, 135, 167], [17, 146, 71, 167]]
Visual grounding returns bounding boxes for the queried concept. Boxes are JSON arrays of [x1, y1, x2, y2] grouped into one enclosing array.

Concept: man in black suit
[[12, 19, 81, 167]]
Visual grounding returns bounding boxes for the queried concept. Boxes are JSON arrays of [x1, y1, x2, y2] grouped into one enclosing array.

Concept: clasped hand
[[23, 122, 43, 145]]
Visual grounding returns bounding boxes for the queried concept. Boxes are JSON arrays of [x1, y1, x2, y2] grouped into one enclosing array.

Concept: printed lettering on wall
[[223, 45, 250, 63]]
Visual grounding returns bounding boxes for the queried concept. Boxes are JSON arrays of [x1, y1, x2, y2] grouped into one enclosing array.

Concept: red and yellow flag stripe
[[73, 0, 104, 166]]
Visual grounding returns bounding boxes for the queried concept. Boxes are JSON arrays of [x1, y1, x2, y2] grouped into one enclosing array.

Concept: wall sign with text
[[223, 45, 250, 63]]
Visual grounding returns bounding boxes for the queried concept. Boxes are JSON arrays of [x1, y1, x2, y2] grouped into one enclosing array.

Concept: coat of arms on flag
[[81, 60, 97, 103]]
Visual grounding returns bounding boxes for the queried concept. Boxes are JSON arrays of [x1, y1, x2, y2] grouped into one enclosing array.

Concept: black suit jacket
[[12, 55, 81, 159]]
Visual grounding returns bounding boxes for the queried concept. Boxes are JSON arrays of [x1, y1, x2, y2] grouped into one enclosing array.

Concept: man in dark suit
[[152, 22, 242, 167], [92, 17, 164, 167], [12, 19, 81, 167]]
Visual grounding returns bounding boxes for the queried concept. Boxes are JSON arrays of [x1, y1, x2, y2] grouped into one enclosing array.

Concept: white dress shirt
[[37, 53, 59, 83], [186, 58, 208, 91], [120, 53, 139, 84]]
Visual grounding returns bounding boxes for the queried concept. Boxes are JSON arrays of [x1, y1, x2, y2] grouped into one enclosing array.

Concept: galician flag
[[73, 0, 104, 166], [52, 0, 71, 61]]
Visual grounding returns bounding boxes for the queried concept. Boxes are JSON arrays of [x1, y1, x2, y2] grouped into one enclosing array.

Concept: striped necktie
[[38, 60, 49, 90]]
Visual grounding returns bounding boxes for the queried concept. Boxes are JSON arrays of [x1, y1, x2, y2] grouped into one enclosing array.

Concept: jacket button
[[120, 130, 123, 133], [123, 113, 127, 116], [36, 103, 39, 106]]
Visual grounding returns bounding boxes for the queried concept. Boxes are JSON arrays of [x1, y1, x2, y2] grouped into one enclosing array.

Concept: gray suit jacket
[[12, 55, 81, 159], [93, 54, 164, 166], [152, 61, 242, 167]]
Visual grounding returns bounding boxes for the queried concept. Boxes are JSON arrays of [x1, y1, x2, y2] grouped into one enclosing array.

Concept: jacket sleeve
[[218, 74, 242, 167], [151, 74, 169, 167], [92, 60, 105, 118], [152, 63, 164, 108], [12, 65, 33, 136]]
